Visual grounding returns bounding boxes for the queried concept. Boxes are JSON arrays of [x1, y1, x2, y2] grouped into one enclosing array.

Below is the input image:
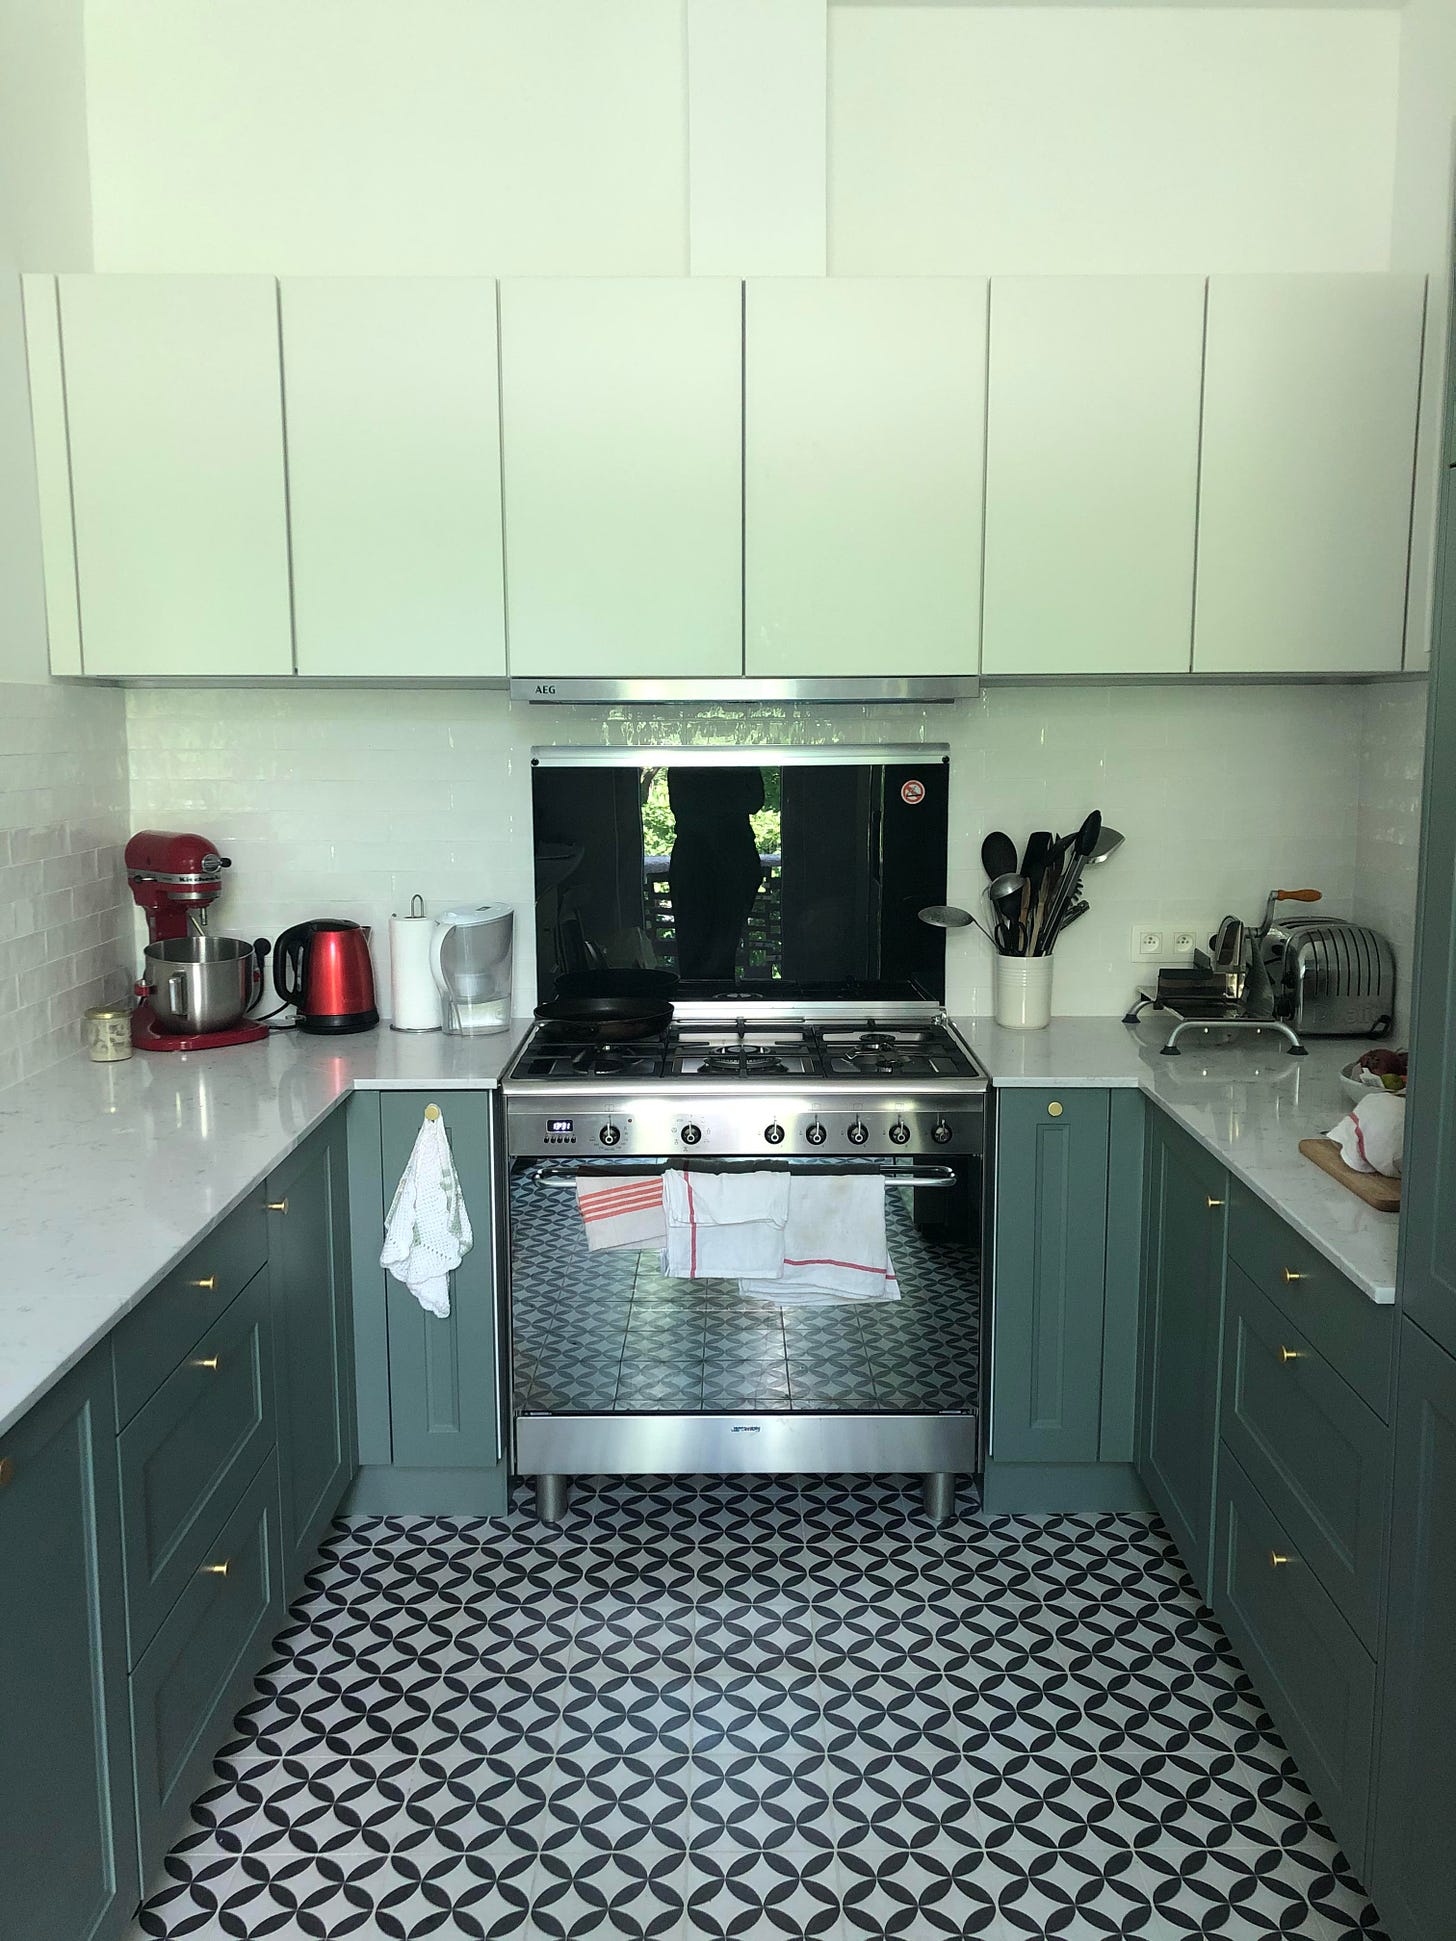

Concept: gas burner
[[857, 1033, 901, 1053], [852, 1053, 901, 1075]]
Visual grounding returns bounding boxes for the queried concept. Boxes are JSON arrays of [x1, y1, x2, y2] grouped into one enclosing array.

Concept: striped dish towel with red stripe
[[575, 1175, 668, 1252]]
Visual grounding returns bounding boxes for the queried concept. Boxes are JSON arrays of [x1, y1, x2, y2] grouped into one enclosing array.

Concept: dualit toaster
[[1260, 917, 1396, 1038]]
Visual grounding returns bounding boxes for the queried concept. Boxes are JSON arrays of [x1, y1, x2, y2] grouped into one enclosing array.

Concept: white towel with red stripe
[[575, 1174, 668, 1252], [1327, 1093, 1405, 1178], [661, 1170, 789, 1279], [739, 1173, 900, 1306]]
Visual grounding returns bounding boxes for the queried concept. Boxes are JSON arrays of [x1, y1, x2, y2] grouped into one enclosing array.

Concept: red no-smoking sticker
[[901, 780, 926, 806]]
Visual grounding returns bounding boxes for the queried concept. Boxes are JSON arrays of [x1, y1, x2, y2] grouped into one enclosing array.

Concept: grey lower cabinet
[[345, 1090, 509, 1516], [985, 1087, 1147, 1511], [0, 1355, 139, 1941], [1137, 1109, 1229, 1596], [1370, 1320, 1456, 1941], [267, 1113, 357, 1594]]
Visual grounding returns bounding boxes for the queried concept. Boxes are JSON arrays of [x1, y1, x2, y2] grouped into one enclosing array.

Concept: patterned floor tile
[[127, 1477, 1389, 1941]]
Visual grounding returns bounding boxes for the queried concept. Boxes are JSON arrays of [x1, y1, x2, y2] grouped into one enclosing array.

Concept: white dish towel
[[576, 1174, 668, 1252], [1327, 1093, 1406, 1178], [740, 1174, 900, 1307], [379, 1112, 473, 1317], [661, 1170, 789, 1280]]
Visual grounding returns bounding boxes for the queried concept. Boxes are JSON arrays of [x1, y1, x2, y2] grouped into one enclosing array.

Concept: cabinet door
[[282, 278, 506, 678], [0, 1356, 139, 1941], [1401, 483, 1456, 1362], [380, 1093, 504, 1470], [991, 1089, 1110, 1463], [500, 278, 742, 679], [745, 278, 986, 677], [982, 276, 1203, 675], [1193, 275, 1425, 675], [20, 276, 82, 675], [1139, 1112, 1228, 1592], [1372, 1321, 1456, 1940], [267, 1116, 355, 1592], [57, 275, 293, 677]]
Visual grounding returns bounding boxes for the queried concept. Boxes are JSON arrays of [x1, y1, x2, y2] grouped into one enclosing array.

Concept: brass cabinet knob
[[0, 1457, 14, 1487], [1206, 1197, 1225, 1209], [199, 1561, 230, 1578], [1283, 1269, 1308, 1285], [265, 1199, 288, 1214], [1047, 1102, 1063, 1118], [1278, 1346, 1302, 1363], [189, 1275, 217, 1291], [1269, 1551, 1289, 1569], [191, 1355, 221, 1372]]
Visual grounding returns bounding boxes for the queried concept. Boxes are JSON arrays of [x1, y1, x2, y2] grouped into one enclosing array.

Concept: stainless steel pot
[[144, 935, 263, 1034]]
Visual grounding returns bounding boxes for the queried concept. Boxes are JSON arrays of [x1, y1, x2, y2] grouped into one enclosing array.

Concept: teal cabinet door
[[378, 1092, 503, 1471], [1371, 1320, 1456, 1941], [267, 1113, 356, 1591], [0, 1355, 139, 1941], [992, 1089, 1111, 1462], [1138, 1111, 1228, 1593]]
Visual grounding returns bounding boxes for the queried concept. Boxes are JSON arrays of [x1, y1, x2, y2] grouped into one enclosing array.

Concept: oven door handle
[[530, 1162, 960, 1189]]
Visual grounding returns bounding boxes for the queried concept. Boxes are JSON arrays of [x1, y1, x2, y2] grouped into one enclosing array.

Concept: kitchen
[[1, 3, 1453, 1938]]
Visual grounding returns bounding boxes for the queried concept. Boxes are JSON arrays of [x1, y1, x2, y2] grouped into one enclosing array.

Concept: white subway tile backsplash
[[1353, 676, 1428, 1039]]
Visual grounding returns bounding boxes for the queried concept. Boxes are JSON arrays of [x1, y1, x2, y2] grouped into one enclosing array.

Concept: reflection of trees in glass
[[641, 767, 781, 857]]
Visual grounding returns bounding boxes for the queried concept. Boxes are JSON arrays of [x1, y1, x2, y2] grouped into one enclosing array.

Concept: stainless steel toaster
[[1259, 917, 1396, 1038]]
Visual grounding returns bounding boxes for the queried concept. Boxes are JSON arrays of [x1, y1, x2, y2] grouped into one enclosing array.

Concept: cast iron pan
[[534, 994, 675, 1043]]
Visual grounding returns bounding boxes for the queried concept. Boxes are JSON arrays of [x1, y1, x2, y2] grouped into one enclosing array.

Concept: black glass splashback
[[531, 753, 949, 1005]]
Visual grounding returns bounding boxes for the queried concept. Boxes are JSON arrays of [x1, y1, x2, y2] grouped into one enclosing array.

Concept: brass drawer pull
[[1283, 1270, 1308, 1285], [191, 1355, 221, 1372], [1047, 1102, 1063, 1118], [189, 1275, 217, 1291], [1269, 1551, 1290, 1569], [265, 1198, 288, 1215], [1278, 1346, 1303, 1364], [1206, 1197, 1224, 1209], [0, 1457, 14, 1487], [199, 1560, 230, 1578]]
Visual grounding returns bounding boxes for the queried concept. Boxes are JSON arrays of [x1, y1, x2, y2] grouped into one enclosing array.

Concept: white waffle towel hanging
[[380, 1106, 473, 1317]]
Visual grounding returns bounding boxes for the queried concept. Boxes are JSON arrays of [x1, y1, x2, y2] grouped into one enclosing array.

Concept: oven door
[[507, 1156, 982, 1478]]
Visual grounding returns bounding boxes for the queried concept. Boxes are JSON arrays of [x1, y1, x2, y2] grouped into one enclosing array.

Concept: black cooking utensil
[[1039, 812, 1103, 953], [985, 871, 1029, 956], [980, 831, 1018, 883], [534, 994, 674, 1043]]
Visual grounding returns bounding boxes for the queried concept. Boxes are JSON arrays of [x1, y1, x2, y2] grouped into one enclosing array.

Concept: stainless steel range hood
[[509, 675, 977, 705]]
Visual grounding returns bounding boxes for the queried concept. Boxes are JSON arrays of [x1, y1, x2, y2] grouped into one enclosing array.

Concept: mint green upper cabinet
[[1192, 275, 1425, 676], [744, 279, 986, 677], [0, 1354, 139, 1941], [282, 278, 506, 679], [500, 278, 742, 680], [56, 275, 294, 678], [19, 277, 83, 676], [981, 277, 1203, 676]]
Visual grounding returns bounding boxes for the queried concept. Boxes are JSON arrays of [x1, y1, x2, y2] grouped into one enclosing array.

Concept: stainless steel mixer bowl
[[144, 935, 261, 1035]]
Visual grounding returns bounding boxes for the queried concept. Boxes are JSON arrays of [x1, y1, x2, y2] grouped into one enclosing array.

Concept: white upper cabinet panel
[[282, 278, 506, 679], [500, 280, 742, 679], [20, 277, 82, 676], [982, 277, 1203, 676], [745, 279, 987, 677], [1193, 275, 1426, 676], [58, 276, 293, 677]]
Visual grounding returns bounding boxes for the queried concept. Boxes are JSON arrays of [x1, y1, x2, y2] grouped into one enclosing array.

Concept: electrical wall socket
[[1132, 927, 1164, 961], [1170, 931, 1198, 958]]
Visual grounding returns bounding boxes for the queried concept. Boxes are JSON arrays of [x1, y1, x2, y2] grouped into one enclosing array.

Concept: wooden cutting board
[[1299, 1137, 1402, 1212]]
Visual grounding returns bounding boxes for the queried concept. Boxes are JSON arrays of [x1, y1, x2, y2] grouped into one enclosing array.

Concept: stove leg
[[921, 1472, 957, 1523], [535, 1474, 572, 1523]]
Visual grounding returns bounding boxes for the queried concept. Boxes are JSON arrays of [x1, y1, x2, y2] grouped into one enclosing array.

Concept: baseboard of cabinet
[[340, 1463, 511, 1519], [981, 1461, 1151, 1514]]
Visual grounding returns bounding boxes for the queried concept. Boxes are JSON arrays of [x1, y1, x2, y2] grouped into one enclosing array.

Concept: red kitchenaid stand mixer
[[126, 830, 270, 1051]]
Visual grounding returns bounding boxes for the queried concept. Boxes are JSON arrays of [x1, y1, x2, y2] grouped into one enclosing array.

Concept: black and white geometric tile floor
[[127, 1474, 1390, 1939]]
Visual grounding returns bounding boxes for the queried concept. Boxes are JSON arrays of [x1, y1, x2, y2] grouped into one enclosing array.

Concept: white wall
[[125, 684, 1362, 1024], [828, 6, 1401, 274], [1354, 678, 1429, 1038], [0, 0, 92, 270]]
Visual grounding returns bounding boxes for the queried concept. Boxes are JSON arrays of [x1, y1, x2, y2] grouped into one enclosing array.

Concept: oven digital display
[[548, 1118, 574, 1136]]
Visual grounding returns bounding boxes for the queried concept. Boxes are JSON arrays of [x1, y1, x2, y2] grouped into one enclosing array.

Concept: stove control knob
[[888, 1121, 911, 1146], [847, 1119, 870, 1147], [764, 1123, 785, 1146], [599, 1124, 622, 1147], [805, 1121, 828, 1147], [931, 1120, 954, 1146], [680, 1123, 702, 1147]]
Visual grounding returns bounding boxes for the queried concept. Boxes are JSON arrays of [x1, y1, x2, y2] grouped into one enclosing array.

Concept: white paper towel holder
[[390, 894, 443, 1033]]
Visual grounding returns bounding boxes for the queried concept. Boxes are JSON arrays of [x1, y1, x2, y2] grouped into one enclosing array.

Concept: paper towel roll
[[389, 915, 442, 1032]]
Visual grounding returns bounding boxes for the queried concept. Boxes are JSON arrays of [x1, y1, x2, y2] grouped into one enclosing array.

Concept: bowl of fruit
[[1341, 1048, 1408, 1105]]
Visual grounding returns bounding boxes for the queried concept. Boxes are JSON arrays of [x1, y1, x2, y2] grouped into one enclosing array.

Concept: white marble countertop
[[0, 1023, 530, 1439], [952, 1015, 1400, 1308]]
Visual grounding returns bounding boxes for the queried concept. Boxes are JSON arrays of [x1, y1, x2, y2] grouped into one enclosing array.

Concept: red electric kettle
[[273, 919, 378, 1034]]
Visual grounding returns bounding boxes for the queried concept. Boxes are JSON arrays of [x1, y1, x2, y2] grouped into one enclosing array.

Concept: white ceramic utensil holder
[[994, 954, 1053, 1030]]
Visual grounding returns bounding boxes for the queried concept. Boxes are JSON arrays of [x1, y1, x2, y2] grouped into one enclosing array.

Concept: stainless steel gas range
[[502, 745, 988, 1521]]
